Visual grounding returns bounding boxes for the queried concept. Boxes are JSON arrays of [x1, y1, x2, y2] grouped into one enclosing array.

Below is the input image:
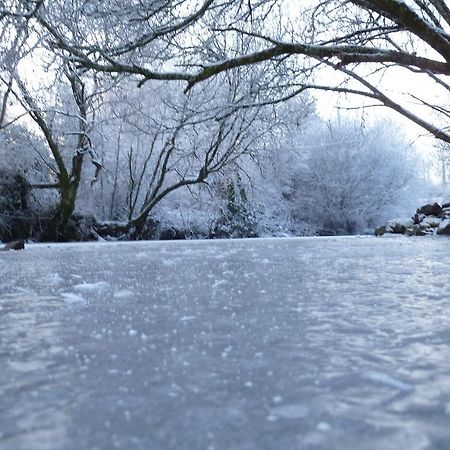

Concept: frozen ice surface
[[1, 236, 450, 450]]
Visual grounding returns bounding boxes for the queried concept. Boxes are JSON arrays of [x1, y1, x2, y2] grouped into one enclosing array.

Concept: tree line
[[0, 0, 445, 240]]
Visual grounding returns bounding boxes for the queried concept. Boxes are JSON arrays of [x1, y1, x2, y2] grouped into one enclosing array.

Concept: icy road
[[1, 236, 450, 450]]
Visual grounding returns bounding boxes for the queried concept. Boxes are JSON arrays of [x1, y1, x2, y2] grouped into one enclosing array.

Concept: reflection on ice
[[0, 292, 69, 450]]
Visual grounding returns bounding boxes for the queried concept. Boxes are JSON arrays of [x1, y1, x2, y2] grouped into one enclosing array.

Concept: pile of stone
[[375, 202, 450, 236], [0, 239, 25, 251]]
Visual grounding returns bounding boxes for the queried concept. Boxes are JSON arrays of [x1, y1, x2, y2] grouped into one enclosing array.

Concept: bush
[[291, 119, 419, 234], [210, 176, 258, 239]]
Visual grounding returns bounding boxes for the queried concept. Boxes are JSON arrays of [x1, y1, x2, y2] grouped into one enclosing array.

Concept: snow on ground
[[1, 236, 450, 449]]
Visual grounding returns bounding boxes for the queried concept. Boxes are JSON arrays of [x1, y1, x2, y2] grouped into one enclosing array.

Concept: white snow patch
[[43, 273, 64, 286], [135, 252, 149, 259], [212, 280, 227, 288], [60, 292, 86, 304], [438, 219, 450, 230], [180, 316, 196, 321], [162, 260, 176, 266], [14, 287, 34, 295], [316, 422, 332, 431], [364, 371, 414, 391], [421, 216, 441, 227], [113, 289, 134, 299], [73, 281, 110, 292], [387, 218, 414, 228]]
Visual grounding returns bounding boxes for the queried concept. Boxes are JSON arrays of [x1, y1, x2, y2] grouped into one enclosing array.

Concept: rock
[[94, 218, 158, 241], [383, 202, 450, 238], [420, 216, 442, 228], [1, 239, 25, 251], [392, 224, 406, 234], [437, 220, 450, 235], [317, 229, 337, 236], [386, 218, 413, 234], [374, 225, 386, 236], [409, 227, 429, 236], [412, 213, 425, 224], [417, 203, 444, 217], [159, 227, 187, 240]]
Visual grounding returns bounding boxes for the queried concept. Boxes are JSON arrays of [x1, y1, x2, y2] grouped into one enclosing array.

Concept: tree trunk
[[129, 214, 147, 239], [42, 152, 83, 241], [58, 182, 78, 231]]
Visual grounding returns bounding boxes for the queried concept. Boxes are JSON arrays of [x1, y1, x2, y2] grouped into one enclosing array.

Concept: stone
[[391, 224, 406, 234], [412, 213, 424, 224], [159, 228, 187, 240], [386, 218, 413, 234], [385, 223, 405, 234], [1, 239, 25, 251], [374, 225, 386, 236], [317, 229, 337, 236], [411, 227, 428, 236], [420, 216, 442, 228], [437, 220, 450, 235], [417, 203, 444, 217]]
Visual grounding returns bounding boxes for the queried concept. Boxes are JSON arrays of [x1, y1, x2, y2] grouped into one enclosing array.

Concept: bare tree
[[9, 0, 448, 143], [434, 140, 450, 185], [2, 65, 102, 239], [89, 78, 269, 238]]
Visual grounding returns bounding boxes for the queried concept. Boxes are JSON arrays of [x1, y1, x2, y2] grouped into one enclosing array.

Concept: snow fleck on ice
[[364, 371, 414, 392], [113, 289, 134, 299], [73, 281, 110, 292], [42, 273, 64, 286], [212, 279, 227, 288], [317, 422, 332, 431], [180, 316, 196, 321]]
